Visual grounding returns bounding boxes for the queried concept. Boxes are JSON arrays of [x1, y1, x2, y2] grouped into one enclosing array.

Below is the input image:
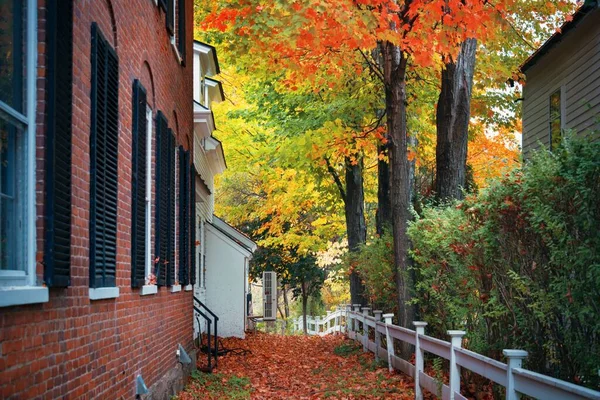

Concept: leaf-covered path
[[178, 332, 414, 399]]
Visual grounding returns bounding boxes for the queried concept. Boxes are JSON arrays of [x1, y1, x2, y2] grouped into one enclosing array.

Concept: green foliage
[[409, 205, 484, 339], [333, 341, 362, 357], [408, 134, 600, 388], [344, 231, 397, 313], [181, 371, 251, 399]]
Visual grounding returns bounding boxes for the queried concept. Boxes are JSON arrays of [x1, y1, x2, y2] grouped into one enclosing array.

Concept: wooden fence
[[294, 304, 600, 400]]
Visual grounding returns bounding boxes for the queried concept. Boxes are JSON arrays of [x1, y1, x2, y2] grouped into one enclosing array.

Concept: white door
[[193, 217, 207, 338]]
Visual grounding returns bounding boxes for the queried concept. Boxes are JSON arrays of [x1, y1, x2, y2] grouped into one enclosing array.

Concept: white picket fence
[[294, 304, 600, 400]]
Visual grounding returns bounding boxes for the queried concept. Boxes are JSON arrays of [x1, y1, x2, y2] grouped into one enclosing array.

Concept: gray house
[[520, 2, 600, 156]]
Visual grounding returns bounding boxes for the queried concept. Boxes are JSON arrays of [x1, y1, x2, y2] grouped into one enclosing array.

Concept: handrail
[[194, 295, 219, 321], [193, 296, 219, 367], [194, 306, 213, 371]]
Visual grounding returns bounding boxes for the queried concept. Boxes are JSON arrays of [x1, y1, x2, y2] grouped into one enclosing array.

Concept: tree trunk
[[283, 285, 290, 319], [345, 157, 368, 306], [376, 143, 392, 236], [435, 39, 477, 201], [301, 281, 308, 334], [380, 40, 415, 358]]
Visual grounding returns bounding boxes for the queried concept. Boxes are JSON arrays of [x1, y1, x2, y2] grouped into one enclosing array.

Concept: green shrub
[[407, 135, 599, 388], [345, 231, 397, 313]]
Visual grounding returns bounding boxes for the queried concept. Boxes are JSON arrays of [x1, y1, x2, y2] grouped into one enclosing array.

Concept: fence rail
[[294, 304, 600, 400]]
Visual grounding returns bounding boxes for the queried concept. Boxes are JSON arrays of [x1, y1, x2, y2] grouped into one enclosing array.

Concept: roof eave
[[520, 3, 599, 73]]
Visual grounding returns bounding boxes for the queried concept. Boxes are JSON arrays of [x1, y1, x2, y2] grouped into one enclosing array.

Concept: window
[[549, 88, 563, 151], [89, 23, 120, 299], [167, 0, 186, 64], [172, 145, 181, 292], [155, 112, 175, 286], [177, 0, 186, 62], [131, 80, 151, 291], [145, 107, 154, 285], [0, 0, 49, 307]]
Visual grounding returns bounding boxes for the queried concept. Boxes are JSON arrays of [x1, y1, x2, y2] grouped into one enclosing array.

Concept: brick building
[[0, 0, 200, 398]]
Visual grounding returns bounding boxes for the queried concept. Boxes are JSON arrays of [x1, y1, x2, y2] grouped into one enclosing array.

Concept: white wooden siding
[[194, 135, 215, 223], [522, 9, 600, 157]]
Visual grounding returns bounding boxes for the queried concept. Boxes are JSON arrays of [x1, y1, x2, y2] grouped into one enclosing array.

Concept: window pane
[[550, 118, 562, 151], [0, 0, 27, 113], [549, 91, 560, 114], [0, 117, 26, 271]]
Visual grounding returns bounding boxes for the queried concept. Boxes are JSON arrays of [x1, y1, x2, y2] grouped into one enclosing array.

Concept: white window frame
[[0, 0, 48, 307], [169, 0, 184, 65], [141, 106, 157, 296]]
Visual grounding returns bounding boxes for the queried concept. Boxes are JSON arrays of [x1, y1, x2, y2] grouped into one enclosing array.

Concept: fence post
[[352, 304, 361, 333], [346, 305, 353, 335], [447, 330, 466, 400], [345, 304, 352, 335], [373, 310, 382, 362], [361, 307, 371, 352], [503, 349, 528, 400], [383, 313, 395, 372], [315, 316, 321, 335], [326, 311, 332, 333], [413, 321, 428, 400]]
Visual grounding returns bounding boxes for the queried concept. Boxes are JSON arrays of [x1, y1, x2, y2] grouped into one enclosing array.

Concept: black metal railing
[[193, 295, 219, 370]]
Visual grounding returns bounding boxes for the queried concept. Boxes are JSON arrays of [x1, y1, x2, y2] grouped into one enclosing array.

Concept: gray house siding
[[522, 8, 600, 157]]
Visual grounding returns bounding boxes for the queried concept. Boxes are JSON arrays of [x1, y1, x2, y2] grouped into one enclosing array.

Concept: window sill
[[171, 284, 182, 293], [0, 286, 49, 307], [89, 287, 119, 300], [184, 284, 193, 291], [140, 285, 158, 296]]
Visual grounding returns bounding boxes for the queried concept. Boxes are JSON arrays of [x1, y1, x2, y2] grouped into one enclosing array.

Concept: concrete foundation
[[143, 350, 197, 400]]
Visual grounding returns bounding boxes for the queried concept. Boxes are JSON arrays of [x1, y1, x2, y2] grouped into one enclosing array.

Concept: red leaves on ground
[[184, 332, 414, 399]]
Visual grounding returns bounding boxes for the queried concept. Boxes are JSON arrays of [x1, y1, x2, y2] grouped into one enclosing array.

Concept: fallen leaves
[[178, 332, 414, 399]]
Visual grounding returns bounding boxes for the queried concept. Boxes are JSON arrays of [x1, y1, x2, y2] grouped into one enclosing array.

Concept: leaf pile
[[178, 332, 414, 399]]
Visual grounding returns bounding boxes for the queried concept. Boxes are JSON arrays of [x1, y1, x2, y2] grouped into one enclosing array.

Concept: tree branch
[[357, 48, 384, 83], [324, 157, 346, 204]]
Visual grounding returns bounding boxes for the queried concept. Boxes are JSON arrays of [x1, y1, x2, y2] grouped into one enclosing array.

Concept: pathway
[[177, 332, 414, 399]]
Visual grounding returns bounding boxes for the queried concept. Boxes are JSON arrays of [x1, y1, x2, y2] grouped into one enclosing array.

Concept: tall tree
[[379, 38, 415, 340], [326, 156, 368, 305], [435, 38, 477, 201]]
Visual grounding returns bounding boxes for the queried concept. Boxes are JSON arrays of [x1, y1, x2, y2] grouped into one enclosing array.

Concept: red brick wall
[[1, 0, 195, 398]]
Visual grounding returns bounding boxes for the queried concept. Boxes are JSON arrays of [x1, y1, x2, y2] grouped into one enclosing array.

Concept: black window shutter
[[178, 0, 186, 63], [90, 23, 119, 289], [131, 80, 147, 288], [178, 147, 189, 286], [166, 0, 175, 35], [44, 0, 73, 287], [155, 111, 169, 286], [159, 0, 167, 12], [190, 162, 196, 285], [166, 130, 176, 285]]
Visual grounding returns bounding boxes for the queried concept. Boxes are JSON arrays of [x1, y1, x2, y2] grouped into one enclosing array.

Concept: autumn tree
[[435, 38, 477, 201], [208, 65, 382, 306]]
